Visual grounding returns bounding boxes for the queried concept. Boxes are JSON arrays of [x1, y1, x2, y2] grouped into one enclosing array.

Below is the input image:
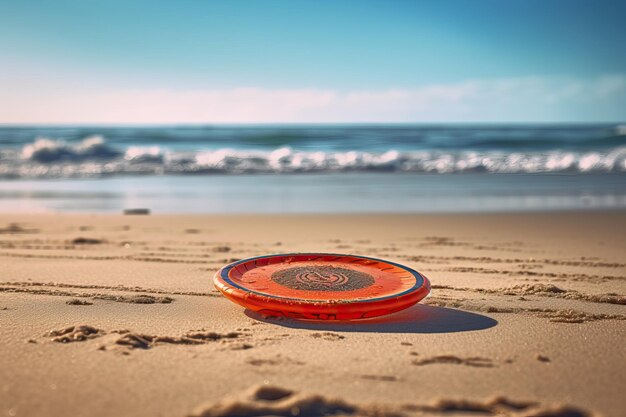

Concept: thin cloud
[[1, 75, 624, 124]]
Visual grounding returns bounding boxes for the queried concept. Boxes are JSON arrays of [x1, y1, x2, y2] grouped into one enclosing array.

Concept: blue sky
[[1, 0, 625, 123]]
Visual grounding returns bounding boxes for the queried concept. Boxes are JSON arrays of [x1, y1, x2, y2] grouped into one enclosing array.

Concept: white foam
[[21, 136, 120, 163], [124, 146, 164, 163], [2, 136, 625, 178]]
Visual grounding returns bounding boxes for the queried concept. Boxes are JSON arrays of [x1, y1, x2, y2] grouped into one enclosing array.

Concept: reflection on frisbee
[[214, 253, 431, 321]]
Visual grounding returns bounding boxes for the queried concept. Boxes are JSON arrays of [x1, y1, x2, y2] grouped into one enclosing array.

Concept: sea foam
[[21, 136, 121, 162], [1, 136, 624, 178]]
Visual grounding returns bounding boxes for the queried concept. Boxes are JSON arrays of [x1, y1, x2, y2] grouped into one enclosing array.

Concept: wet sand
[[1, 212, 625, 416]]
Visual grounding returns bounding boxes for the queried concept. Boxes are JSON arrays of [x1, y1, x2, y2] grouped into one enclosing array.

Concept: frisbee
[[213, 253, 430, 320]]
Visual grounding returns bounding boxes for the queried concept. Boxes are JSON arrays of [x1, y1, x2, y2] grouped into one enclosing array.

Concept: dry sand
[[0, 212, 625, 417]]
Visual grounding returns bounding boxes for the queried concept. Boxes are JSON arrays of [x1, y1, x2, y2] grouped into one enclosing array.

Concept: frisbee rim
[[215, 252, 429, 304]]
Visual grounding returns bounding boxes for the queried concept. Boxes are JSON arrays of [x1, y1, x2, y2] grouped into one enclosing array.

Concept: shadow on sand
[[245, 304, 497, 334]]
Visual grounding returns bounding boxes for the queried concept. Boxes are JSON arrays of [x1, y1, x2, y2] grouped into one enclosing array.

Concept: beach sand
[[1, 212, 624, 417]]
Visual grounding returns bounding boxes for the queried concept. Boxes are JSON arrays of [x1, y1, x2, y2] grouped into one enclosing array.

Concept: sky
[[1, 0, 625, 124]]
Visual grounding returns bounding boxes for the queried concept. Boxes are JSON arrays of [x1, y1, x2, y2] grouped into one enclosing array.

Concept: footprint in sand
[[186, 384, 594, 417], [310, 332, 345, 341], [247, 355, 304, 367], [412, 355, 495, 368], [360, 374, 397, 382], [42, 325, 250, 352], [111, 331, 244, 351], [66, 299, 93, 305], [70, 237, 105, 245], [0, 223, 39, 234], [46, 325, 104, 343]]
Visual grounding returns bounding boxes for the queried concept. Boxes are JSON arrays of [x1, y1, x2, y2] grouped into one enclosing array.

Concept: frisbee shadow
[[245, 304, 497, 334]]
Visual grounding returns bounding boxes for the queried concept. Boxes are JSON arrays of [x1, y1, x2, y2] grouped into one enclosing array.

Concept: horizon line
[[1, 121, 625, 128]]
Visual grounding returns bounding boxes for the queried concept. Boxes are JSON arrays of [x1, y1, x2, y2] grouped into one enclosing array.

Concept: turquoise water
[[0, 125, 624, 213], [0, 124, 625, 177]]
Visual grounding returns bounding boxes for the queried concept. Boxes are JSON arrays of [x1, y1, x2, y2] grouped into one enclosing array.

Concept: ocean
[[0, 124, 625, 213]]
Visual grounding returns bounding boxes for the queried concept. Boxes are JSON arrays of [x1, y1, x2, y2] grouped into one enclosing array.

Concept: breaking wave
[[21, 136, 121, 162], [1, 136, 625, 178]]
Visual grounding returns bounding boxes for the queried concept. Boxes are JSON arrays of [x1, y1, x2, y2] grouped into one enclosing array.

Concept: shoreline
[[1, 173, 626, 214]]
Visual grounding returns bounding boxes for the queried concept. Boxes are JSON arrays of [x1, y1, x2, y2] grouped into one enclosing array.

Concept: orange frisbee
[[214, 253, 430, 320]]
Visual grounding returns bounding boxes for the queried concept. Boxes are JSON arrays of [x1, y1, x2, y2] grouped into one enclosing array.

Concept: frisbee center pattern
[[271, 266, 375, 292]]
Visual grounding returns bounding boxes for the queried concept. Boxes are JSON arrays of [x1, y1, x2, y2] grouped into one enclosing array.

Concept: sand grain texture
[[0, 213, 624, 417]]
